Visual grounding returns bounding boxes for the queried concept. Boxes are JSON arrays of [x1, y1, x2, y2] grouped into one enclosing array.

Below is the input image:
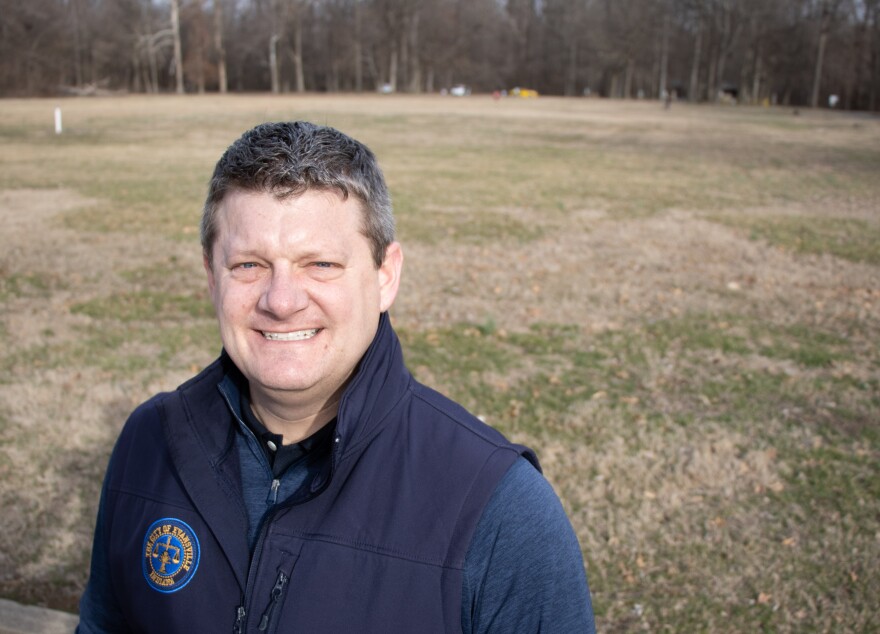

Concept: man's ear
[[378, 242, 404, 312]]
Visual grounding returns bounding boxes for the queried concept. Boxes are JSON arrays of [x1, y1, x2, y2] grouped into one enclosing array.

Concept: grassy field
[[0, 94, 878, 632]]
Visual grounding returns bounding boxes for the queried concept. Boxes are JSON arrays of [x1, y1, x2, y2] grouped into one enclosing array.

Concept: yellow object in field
[[511, 87, 539, 98]]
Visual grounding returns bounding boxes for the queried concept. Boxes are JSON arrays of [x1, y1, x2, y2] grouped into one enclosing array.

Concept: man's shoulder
[[407, 381, 511, 447], [117, 355, 233, 456], [408, 381, 537, 463], [400, 380, 541, 477], [122, 356, 225, 425]]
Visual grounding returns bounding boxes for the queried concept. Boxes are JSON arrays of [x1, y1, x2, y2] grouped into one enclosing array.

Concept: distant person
[[77, 121, 596, 633]]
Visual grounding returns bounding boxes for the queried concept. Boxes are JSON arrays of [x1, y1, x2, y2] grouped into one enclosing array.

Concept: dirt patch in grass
[[397, 205, 879, 337]]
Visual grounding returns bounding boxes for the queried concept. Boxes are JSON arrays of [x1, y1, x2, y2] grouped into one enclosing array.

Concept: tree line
[[2, 0, 878, 110]]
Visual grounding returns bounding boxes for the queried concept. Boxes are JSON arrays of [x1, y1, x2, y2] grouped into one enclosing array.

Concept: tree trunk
[[293, 19, 305, 92], [707, 47, 717, 101], [811, 2, 831, 108], [689, 22, 702, 102], [71, 0, 84, 87], [752, 44, 763, 104], [354, 0, 363, 92], [269, 33, 280, 93], [170, 0, 185, 93], [193, 0, 206, 95], [399, 20, 409, 91], [868, 4, 877, 110], [214, 0, 227, 93], [659, 14, 669, 98], [132, 43, 142, 92], [389, 46, 398, 92], [848, 5, 874, 109], [196, 43, 206, 94], [365, 47, 379, 89], [717, 44, 730, 100], [141, 1, 159, 93], [740, 17, 757, 104], [565, 40, 578, 96], [147, 39, 159, 93], [739, 46, 751, 103], [407, 13, 421, 92]]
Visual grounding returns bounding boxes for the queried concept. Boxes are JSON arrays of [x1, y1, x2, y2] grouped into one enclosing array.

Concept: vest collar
[[334, 312, 411, 458], [208, 311, 411, 462]]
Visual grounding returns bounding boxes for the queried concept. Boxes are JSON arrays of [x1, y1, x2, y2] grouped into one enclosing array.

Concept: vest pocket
[[257, 550, 298, 633]]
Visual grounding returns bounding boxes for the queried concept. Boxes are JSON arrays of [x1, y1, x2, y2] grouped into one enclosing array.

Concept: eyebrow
[[222, 242, 351, 263]]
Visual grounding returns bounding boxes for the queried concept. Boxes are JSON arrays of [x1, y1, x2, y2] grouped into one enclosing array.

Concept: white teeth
[[262, 329, 319, 341]]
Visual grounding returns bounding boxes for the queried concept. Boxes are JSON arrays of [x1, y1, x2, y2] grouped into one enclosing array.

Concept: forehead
[[214, 188, 367, 251]]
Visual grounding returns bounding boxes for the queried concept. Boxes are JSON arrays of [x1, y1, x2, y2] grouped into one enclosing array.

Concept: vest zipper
[[235, 509, 273, 632], [221, 383, 340, 632], [257, 571, 289, 631], [232, 605, 246, 634]]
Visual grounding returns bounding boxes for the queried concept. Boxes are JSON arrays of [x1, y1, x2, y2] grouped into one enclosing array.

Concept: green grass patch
[[712, 214, 880, 265], [400, 313, 871, 443], [779, 445, 880, 527], [3, 318, 219, 380], [396, 207, 544, 245], [644, 314, 852, 368], [0, 270, 60, 300], [70, 290, 214, 322]]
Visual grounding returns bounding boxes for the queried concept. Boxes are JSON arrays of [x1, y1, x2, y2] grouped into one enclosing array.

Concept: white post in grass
[[54, 107, 62, 135]]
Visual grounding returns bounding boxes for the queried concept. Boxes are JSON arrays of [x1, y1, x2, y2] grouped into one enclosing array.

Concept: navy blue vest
[[99, 315, 536, 632]]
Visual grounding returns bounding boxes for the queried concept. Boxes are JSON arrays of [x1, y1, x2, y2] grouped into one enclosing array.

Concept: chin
[[254, 372, 317, 394]]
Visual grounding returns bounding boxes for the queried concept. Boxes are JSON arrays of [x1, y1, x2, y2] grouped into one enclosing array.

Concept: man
[[78, 121, 595, 633]]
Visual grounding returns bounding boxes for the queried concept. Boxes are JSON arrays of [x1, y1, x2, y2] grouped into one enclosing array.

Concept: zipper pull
[[267, 479, 280, 505], [258, 571, 289, 631], [233, 605, 246, 633]]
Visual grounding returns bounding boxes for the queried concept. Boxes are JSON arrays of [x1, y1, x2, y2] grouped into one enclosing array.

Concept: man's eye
[[237, 262, 258, 269], [313, 262, 334, 268]]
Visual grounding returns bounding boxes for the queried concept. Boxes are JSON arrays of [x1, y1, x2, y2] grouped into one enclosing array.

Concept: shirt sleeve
[[461, 456, 596, 634]]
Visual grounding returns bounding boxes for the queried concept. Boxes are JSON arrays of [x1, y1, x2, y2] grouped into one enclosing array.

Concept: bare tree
[[214, 0, 228, 93], [868, 0, 880, 109], [659, 9, 671, 97], [707, 0, 744, 101], [170, 0, 185, 93], [811, 0, 833, 107], [290, 1, 309, 93], [687, 3, 704, 101]]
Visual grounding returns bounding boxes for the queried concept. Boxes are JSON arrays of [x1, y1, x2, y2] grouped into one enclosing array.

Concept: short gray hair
[[201, 121, 394, 267]]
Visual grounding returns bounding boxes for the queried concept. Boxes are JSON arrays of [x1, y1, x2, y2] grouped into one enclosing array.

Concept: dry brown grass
[[1, 95, 878, 631]]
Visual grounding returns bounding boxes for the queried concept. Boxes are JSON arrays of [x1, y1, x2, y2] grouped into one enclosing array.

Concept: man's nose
[[258, 266, 309, 317]]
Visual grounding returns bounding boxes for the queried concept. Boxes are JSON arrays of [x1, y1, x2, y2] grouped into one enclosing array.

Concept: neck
[[248, 387, 341, 445]]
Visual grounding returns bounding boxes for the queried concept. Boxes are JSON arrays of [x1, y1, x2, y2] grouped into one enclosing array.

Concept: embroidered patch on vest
[[142, 518, 200, 593]]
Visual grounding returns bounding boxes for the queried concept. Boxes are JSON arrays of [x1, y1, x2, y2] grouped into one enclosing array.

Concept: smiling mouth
[[262, 329, 320, 341]]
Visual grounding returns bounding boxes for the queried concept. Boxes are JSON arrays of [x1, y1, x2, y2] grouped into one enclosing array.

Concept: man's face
[[205, 188, 402, 409]]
